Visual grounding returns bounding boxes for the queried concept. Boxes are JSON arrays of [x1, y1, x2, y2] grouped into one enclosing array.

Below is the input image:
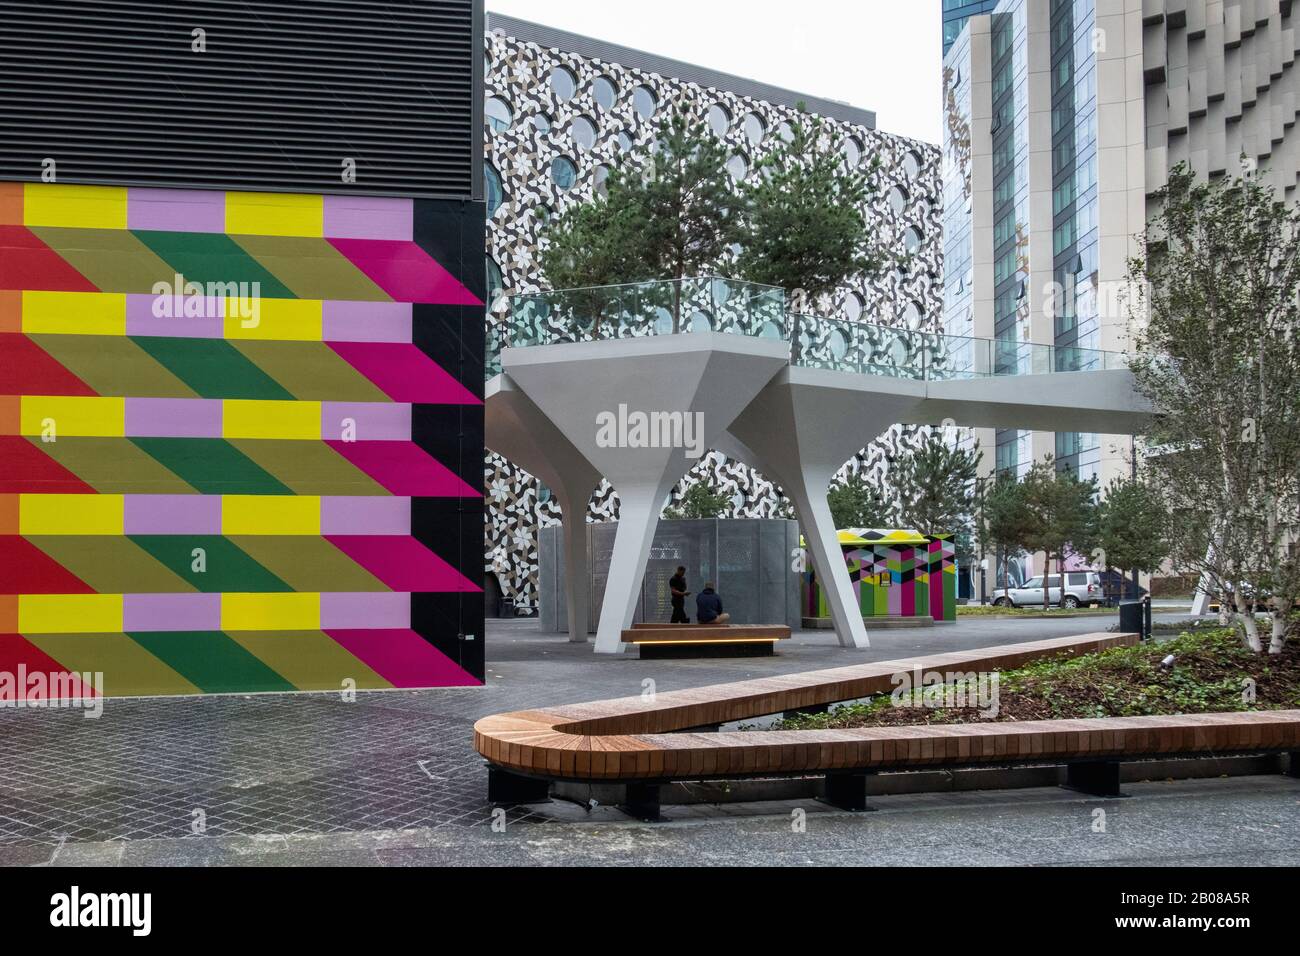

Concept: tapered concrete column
[[723, 368, 928, 649], [503, 334, 789, 653], [486, 374, 601, 642]]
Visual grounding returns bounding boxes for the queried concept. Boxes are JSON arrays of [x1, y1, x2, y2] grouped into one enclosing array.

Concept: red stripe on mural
[[0, 334, 97, 396], [0, 226, 98, 292], [0, 537, 95, 595], [326, 628, 480, 687], [326, 535, 480, 593], [0, 437, 96, 494], [324, 440, 480, 497], [0, 633, 99, 699]]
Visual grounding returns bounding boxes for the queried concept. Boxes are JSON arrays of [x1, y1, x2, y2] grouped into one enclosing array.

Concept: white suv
[[995, 571, 1105, 609]]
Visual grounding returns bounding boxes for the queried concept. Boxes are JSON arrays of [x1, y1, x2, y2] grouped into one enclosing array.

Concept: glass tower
[[943, 0, 1000, 55]]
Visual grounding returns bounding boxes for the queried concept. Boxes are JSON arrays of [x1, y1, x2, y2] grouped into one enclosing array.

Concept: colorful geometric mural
[[0, 182, 485, 696], [803, 529, 957, 624]]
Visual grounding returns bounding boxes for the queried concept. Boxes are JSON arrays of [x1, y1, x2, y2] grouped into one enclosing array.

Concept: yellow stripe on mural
[[23, 183, 128, 230], [19, 594, 124, 633], [20, 396, 126, 437], [23, 291, 127, 336], [222, 399, 321, 440], [222, 495, 320, 535], [226, 191, 324, 238], [19, 494, 125, 535], [222, 592, 320, 631], [224, 297, 322, 341]]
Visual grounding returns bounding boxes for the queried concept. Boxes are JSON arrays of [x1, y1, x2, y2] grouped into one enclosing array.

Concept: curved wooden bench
[[474, 632, 1300, 816]]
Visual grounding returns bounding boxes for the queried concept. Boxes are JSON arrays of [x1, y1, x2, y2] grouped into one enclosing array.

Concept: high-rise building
[[944, 0, 1002, 54], [482, 14, 945, 613], [943, 0, 1300, 582], [0, 0, 487, 693]]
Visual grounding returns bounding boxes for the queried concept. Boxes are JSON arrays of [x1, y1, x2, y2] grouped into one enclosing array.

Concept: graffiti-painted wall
[[0, 182, 485, 695]]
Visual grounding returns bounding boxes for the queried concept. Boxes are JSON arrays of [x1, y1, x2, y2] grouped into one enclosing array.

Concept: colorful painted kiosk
[[802, 529, 956, 627]]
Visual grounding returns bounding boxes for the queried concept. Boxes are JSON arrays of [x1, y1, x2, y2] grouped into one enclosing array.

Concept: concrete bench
[[474, 632, 1300, 819], [621, 624, 792, 658]]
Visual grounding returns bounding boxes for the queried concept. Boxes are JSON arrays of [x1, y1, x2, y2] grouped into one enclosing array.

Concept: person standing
[[668, 566, 690, 623]]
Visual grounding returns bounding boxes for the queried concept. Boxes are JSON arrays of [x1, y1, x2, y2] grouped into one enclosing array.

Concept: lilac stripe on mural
[[127, 187, 225, 233], [322, 301, 412, 343], [125, 398, 223, 438], [124, 593, 222, 632], [124, 495, 223, 535], [322, 196, 413, 241], [320, 496, 410, 535], [125, 294, 224, 338], [320, 402, 411, 442], [320, 592, 409, 630]]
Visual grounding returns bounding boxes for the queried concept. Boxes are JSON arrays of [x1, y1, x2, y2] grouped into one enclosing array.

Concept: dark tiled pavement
[[4, 612, 1284, 866]]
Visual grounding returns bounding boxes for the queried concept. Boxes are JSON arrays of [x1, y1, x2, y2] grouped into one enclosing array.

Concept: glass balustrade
[[485, 277, 1125, 381]]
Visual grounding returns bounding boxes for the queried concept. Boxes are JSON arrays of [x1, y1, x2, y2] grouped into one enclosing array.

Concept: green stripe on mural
[[31, 334, 198, 399], [229, 439, 388, 496], [231, 340, 390, 402], [27, 536, 197, 593], [223, 631, 393, 691], [129, 535, 292, 592], [131, 437, 292, 495], [231, 235, 391, 302], [127, 631, 297, 694], [131, 336, 294, 400], [131, 230, 296, 299], [229, 536, 389, 592], [33, 436, 197, 494], [25, 633, 201, 697]]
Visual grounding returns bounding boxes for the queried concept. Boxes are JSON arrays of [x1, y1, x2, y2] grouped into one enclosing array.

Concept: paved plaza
[[4, 612, 1297, 867]]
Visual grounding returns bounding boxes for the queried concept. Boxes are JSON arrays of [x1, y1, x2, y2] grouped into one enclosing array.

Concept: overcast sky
[[486, 0, 943, 145]]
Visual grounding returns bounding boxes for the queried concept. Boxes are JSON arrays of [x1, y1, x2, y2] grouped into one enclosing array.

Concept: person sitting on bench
[[695, 582, 730, 625]]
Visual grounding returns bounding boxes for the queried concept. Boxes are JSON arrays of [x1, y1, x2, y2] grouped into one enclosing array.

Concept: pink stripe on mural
[[127, 188, 225, 233], [327, 341, 481, 404], [124, 495, 222, 534], [124, 593, 221, 632], [322, 301, 412, 343], [125, 294, 224, 338], [326, 628, 479, 687], [320, 496, 410, 535], [325, 440, 480, 497], [322, 196, 413, 241], [326, 238, 482, 305], [319, 592, 408, 630], [326, 535, 480, 593], [320, 402, 411, 442], [126, 397, 223, 438]]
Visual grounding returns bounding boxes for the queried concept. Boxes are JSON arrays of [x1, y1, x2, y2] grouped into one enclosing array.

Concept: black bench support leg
[[1064, 760, 1124, 797], [1286, 752, 1300, 778], [487, 766, 551, 804], [623, 783, 661, 821], [824, 771, 876, 812]]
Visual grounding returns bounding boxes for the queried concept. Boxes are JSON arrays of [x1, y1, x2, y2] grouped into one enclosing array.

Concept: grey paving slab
[[1, 614, 1290, 866]]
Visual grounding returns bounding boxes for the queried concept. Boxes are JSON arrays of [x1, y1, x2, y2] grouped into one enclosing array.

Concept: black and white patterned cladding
[[482, 28, 943, 613]]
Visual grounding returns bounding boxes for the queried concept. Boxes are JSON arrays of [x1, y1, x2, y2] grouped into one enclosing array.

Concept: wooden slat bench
[[474, 632, 1300, 818], [621, 624, 792, 658]]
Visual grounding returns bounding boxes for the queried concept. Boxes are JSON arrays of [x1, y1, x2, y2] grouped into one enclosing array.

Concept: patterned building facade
[[483, 14, 945, 612]]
